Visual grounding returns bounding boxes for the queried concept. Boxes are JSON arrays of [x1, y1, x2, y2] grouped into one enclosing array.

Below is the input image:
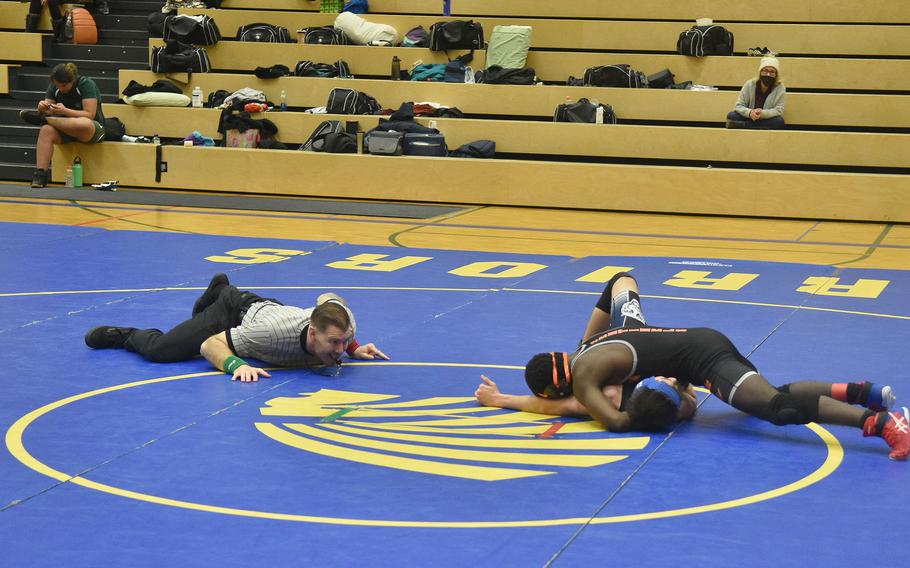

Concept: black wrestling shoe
[[84, 326, 137, 349], [19, 110, 47, 126], [192, 273, 230, 316], [31, 169, 49, 188]]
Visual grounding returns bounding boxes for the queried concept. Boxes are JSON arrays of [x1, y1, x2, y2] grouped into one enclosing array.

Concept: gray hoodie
[[733, 79, 786, 119]]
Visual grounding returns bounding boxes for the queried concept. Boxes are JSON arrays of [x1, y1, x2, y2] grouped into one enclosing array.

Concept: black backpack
[[299, 120, 343, 151], [163, 14, 221, 45], [150, 40, 211, 73], [295, 60, 352, 78], [677, 25, 734, 56], [554, 98, 617, 124], [326, 88, 382, 115], [647, 68, 675, 89], [428, 20, 484, 51], [583, 65, 647, 88], [475, 66, 536, 85], [300, 25, 349, 45], [236, 23, 293, 43]]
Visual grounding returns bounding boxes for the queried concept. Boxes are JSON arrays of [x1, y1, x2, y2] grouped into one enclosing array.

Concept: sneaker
[[162, 1, 177, 13], [192, 273, 230, 316], [19, 110, 47, 126], [747, 46, 764, 56], [725, 119, 745, 129], [863, 407, 910, 460], [30, 168, 49, 188], [861, 381, 895, 412], [84, 326, 138, 349]]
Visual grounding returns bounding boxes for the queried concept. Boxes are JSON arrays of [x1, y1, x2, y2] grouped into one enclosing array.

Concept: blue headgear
[[635, 378, 682, 409]]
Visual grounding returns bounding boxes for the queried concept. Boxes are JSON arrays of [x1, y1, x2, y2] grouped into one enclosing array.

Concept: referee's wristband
[[223, 355, 248, 374], [346, 339, 360, 357]]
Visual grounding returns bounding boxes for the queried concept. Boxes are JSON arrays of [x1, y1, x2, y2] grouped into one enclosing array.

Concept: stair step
[[0, 144, 36, 164], [8, 89, 121, 104], [0, 162, 36, 183], [92, 14, 151, 31], [44, 43, 149, 63], [14, 71, 121, 94]]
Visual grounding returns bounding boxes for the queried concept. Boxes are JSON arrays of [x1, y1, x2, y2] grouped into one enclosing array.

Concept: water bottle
[[153, 133, 161, 146], [279, 90, 288, 111], [391, 56, 401, 80], [72, 156, 83, 188], [65, 167, 74, 188], [191, 86, 203, 108], [443, 0, 451, 16]]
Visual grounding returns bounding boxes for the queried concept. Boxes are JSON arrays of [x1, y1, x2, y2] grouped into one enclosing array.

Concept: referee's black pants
[[124, 285, 265, 363]]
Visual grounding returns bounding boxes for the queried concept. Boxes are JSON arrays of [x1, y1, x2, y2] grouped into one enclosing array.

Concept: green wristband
[[223, 355, 248, 374]]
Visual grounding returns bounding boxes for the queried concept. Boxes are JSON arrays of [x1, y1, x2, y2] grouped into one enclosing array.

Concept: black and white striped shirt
[[229, 299, 356, 367]]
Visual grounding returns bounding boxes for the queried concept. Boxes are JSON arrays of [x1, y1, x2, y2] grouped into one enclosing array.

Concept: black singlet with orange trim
[[571, 326, 756, 389]]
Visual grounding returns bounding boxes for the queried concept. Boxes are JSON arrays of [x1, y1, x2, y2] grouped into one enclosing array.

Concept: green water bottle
[[72, 156, 83, 188]]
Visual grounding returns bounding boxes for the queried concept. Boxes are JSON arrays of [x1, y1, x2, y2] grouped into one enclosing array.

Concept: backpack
[[428, 20, 484, 51], [103, 117, 126, 141], [647, 68, 675, 89], [677, 25, 734, 56], [485, 25, 532, 69], [150, 40, 211, 73], [401, 25, 428, 47], [475, 65, 536, 85], [300, 25, 349, 45], [554, 98, 617, 124], [583, 65, 647, 88], [163, 14, 222, 46], [295, 60, 352, 78], [299, 120, 344, 151], [148, 12, 166, 38], [326, 88, 382, 115], [236, 23, 293, 43]]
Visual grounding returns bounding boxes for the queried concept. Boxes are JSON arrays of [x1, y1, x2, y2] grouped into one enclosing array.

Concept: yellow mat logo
[[256, 389, 650, 481]]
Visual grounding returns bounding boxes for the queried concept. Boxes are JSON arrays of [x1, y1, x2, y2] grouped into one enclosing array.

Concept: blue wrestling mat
[[1, 223, 907, 567]]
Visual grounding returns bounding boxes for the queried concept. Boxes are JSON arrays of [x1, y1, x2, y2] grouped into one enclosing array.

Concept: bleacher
[[3, 0, 908, 221]]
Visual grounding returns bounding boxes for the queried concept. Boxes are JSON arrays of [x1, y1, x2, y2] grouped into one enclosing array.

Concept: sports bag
[[403, 133, 447, 157], [163, 14, 221, 46], [647, 68, 675, 89], [429, 20, 484, 51], [295, 60, 352, 78], [300, 25, 349, 45], [554, 98, 617, 124], [103, 117, 126, 141], [677, 25, 734, 56], [485, 25, 532, 69], [324, 132, 357, 153], [401, 25, 428, 47], [583, 65, 647, 88], [299, 120, 344, 151], [475, 65, 536, 85], [148, 12, 166, 38], [366, 131, 404, 155], [236, 23, 293, 43], [449, 139, 495, 159], [150, 40, 211, 73], [326, 88, 382, 115]]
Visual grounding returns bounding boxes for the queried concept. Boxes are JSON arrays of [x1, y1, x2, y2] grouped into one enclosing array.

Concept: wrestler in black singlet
[[572, 326, 758, 404]]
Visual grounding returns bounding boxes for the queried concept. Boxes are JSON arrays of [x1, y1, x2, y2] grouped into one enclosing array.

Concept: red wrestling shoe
[[864, 407, 910, 461]]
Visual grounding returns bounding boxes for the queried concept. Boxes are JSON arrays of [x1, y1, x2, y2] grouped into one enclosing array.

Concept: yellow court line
[[5, 365, 843, 528]]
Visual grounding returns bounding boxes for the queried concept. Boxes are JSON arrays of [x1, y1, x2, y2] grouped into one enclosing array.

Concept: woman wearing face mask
[[725, 57, 786, 130]]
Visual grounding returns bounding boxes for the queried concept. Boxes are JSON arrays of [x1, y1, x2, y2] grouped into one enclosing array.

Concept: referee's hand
[[231, 365, 272, 382], [351, 343, 389, 360]]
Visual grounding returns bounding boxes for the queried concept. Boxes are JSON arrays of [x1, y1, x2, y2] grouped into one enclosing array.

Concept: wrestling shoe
[[192, 273, 230, 316], [84, 326, 137, 349], [19, 110, 47, 126], [860, 381, 895, 412], [863, 406, 910, 461], [30, 168, 49, 188]]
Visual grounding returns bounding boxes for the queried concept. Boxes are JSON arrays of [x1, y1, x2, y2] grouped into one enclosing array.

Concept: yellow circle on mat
[[6, 362, 843, 528]]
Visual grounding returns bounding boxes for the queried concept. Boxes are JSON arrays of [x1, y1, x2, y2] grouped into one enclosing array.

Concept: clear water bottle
[[191, 86, 203, 108], [65, 167, 74, 188], [279, 90, 288, 111], [153, 133, 161, 146], [72, 156, 83, 188]]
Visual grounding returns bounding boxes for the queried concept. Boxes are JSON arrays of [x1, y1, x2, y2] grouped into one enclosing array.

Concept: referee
[[84, 273, 388, 381]]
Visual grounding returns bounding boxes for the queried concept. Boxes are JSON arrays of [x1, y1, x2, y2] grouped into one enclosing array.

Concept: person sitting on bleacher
[[725, 57, 786, 130], [24, 0, 65, 39], [19, 63, 106, 188]]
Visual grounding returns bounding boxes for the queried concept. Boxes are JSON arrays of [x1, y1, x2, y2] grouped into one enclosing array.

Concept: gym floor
[[1, 190, 908, 567]]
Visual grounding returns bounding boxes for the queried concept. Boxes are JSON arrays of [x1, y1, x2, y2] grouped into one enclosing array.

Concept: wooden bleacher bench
[[0, 2, 85, 32], [148, 38, 910, 92], [0, 63, 15, 93], [118, 70, 910, 129], [0, 31, 43, 62], [50, 141, 910, 222], [182, 8, 910, 57], [103, 105, 910, 169], [218, 0, 910, 24]]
